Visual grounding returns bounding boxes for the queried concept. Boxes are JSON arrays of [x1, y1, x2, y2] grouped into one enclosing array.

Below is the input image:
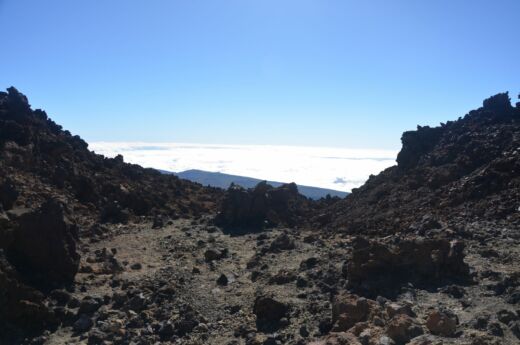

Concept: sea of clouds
[[89, 142, 398, 192]]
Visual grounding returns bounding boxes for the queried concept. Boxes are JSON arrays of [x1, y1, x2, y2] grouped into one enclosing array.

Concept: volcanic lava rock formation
[[215, 181, 318, 232], [320, 93, 520, 236], [1, 88, 519, 344], [345, 237, 470, 298], [0, 87, 222, 341], [0, 87, 220, 223]]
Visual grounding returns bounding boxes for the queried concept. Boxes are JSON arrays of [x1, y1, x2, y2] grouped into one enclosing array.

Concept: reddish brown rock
[[425, 309, 458, 337], [331, 293, 382, 331], [385, 314, 423, 344]]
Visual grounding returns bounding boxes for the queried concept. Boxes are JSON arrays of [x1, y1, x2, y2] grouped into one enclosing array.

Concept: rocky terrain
[[0, 87, 519, 345]]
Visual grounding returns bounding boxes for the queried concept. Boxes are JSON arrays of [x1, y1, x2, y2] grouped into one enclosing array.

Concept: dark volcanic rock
[[6, 200, 80, 288], [0, 178, 19, 210], [73, 314, 93, 333], [215, 182, 311, 232], [253, 295, 290, 332], [346, 237, 469, 297], [0, 250, 57, 332], [268, 232, 296, 252], [0, 87, 221, 225], [320, 93, 520, 234], [217, 273, 229, 286]]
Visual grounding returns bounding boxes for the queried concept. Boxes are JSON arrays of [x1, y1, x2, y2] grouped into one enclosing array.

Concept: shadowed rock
[[253, 295, 290, 332], [346, 237, 470, 297], [6, 200, 80, 289], [215, 181, 308, 233], [0, 250, 58, 334]]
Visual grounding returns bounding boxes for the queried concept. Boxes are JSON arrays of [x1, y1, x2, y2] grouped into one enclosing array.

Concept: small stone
[[269, 233, 295, 252], [217, 273, 229, 286], [296, 276, 308, 288], [373, 316, 385, 327], [471, 314, 490, 330], [73, 314, 93, 333], [359, 328, 372, 345], [204, 248, 226, 262], [130, 262, 142, 270], [158, 321, 175, 340], [79, 264, 94, 273], [87, 328, 107, 344], [50, 289, 72, 305], [78, 297, 102, 314], [127, 293, 147, 311], [510, 321, 520, 339], [439, 285, 465, 298], [386, 303, 415, 318], [496, 309, 517, 324], [67, 297, 80, 309], [195, 323, 209, 333], [299, 257, 319, 270], [112, 292, 127, 305], [488, 322, 503, 336], [377, 336, 395, 345]]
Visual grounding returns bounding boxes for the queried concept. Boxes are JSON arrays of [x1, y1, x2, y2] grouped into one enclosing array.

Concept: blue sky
[[0, 0, 518, 149]]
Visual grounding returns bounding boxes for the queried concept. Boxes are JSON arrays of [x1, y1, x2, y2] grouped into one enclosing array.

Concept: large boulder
[[385, 314, 423, 344], [331, 293, 382, 331], [425, 309, 458, 337], [215, 182, 305, 232], [0, 250, 57, 333], [253, 295, 290, 332], [346, 237, 469, 297], [397, 125, 443, 169], [6, 200, 80, 288]]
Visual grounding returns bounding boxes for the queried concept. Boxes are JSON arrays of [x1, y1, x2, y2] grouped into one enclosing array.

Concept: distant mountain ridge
[[170, 169, 349, 199]]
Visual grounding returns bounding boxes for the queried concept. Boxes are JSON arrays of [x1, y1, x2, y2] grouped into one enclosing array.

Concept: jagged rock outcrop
[[215, 181, 311, 232], [346, 237, 469, 297], [0, 87, 223, 340], [0, 251, 58, 334], [0, 87, 221, 224], [319, 93, 520, 234], [5, 200, 80, 288], [0, 199, 78, 337]]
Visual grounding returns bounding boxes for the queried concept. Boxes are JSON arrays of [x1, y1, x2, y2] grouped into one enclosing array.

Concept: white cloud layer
[[89, 142, 398, 192]]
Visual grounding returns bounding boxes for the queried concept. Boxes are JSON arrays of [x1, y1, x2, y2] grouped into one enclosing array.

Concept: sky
[[0, 1, 518, 150]]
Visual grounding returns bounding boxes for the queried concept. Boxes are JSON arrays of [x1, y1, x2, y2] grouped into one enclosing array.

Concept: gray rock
[[78, 297, 102, 314], [73, 314, 93, 333], [497, 309, 517, 324]]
